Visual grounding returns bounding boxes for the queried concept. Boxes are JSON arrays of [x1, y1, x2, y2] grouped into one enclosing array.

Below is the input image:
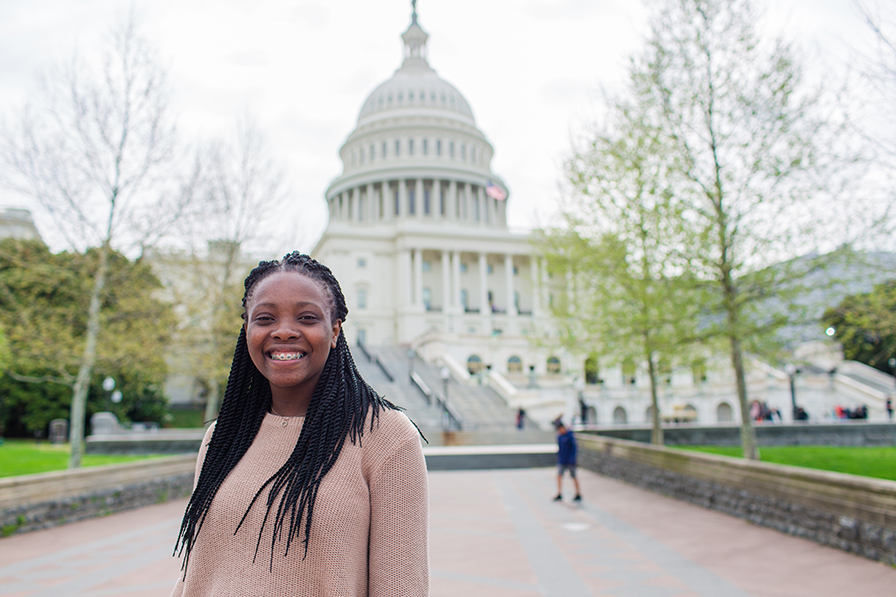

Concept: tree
[[0, 239, 175, 438], [162, 117, 286, 422], [537, 92, 702, 445], [0, 16, 197, 466], [633, 0, 856, 459], [823, 280, 896, 374]]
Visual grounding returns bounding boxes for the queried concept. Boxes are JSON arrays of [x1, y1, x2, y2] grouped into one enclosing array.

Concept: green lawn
[[0, 440, 163, 478], [674, 445, 896, 482]]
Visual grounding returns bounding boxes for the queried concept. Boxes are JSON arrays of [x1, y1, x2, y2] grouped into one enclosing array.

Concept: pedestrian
[[887, 396, 893, 420], [553, 420, 581, 502], [516, 408, 526, 430], [170, 252, 428, 597]]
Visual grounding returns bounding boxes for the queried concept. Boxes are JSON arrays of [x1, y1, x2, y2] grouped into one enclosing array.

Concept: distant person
[[886, 396, 893, 420], [553, 420, 581, 502], [516, 408, 526, 430]]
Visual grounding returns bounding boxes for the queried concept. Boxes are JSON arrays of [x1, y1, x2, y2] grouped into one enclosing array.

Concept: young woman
[[171, 252, 428, 597]]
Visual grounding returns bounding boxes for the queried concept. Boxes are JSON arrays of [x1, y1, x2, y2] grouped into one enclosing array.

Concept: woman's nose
[[271, 322, 299, 339]]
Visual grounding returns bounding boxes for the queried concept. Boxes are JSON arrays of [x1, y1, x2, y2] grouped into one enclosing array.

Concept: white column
[[480, 186, 490, 225], [441, 250, 451, 312], [366, 183, 374, 220], [413, 248, 424, 310], [478, 252, 489, 314], [531, 257, 542, 317], [400, 249, 413, 308], [416, 178, 424, 219], [447, 180, 456, 221], [350, 187, 359, 222], [505, 254, 517, 316], [452, 251, 462, 312], [399, 179, 408, 218]]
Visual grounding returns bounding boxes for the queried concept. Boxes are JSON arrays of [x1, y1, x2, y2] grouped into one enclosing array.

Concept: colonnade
[[329, 178, 507, 227], [394, 248, 547, 317]]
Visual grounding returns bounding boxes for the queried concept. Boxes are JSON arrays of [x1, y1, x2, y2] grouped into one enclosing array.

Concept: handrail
[[356, 340, 372, 362], [410, 371, 463, 430], [375, 357, 395, 382]]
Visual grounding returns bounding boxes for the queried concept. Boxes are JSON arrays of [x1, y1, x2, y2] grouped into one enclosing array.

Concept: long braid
[[174, 252, 405, 572]]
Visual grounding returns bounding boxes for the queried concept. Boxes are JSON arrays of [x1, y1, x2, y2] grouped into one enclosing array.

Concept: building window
[[424, 189, 431, 214], [398, 92, 403, 102], [514, 291, 520, 310], [547, 356, 561, 374], [440, 189, 445, 215], [422, 260, 431, 272], [357, 258, 366, 268], [357, 329, 367, 345], [382, 141, 387, 158], [357, 288, 367, 309], [470, 146, 475, 163], [474, 196, 480, 221], [423, 138, 428, 155], [422, 287, 432, 310], [613, 406, 628, 424], [409, 139, 414, 156], [370, 144, 375, 162], [395, 140, 400, 156], [408, 189, 415, 214], [513, 266, 519, 275], [461, 288, 469, 310], [486, 264, 493, 274], [461, 143, 466, 160], [394, 189, 400, 215], [450, 141, 455, 158], [508, 356, 523, 374], [466, 354, 483, 374], [436, 139, 441, 156], [460, 262, 468, 273]]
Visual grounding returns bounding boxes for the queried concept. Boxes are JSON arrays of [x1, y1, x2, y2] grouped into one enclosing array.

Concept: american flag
[[485, 181, 507, 201]]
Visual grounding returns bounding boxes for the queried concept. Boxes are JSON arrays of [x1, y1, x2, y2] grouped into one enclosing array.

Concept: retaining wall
[[0, 455, 195, 536], [577, 433, 896, 565], [589, 421, 896, 446]]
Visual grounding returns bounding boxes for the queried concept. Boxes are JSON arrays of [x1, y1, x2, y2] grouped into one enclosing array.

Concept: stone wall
[[0, 455, 196, 536], [590, 421, 896, 446], [577, 433, 896, 565]]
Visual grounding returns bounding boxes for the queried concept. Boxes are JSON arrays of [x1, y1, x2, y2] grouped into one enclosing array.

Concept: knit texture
[[170, 409, 428, 597]]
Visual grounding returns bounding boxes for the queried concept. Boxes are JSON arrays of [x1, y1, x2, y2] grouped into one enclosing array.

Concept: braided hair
[[174, 251, 403, 571]]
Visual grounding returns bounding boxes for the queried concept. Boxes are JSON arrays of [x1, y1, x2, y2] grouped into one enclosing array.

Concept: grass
[[165, 407, 207, 429], [0, 439, 164, 478], [674, 445, 896, 482]]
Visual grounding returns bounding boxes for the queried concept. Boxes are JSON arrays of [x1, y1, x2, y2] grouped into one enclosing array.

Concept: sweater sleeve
[[367, 431, 429, 597]]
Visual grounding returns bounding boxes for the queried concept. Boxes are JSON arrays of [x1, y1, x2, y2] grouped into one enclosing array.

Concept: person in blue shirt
[[553, 420, 582, 502]]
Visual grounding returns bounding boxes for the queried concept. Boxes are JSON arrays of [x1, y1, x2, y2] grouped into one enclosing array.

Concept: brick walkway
[[1, 468, 894, 596]]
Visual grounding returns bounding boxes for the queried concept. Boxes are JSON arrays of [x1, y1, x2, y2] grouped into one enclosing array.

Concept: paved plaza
[[1, 467, 894, 597]]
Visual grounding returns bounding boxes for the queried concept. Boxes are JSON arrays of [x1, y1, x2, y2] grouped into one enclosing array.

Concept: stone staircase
[[358, 344, 545, 441]]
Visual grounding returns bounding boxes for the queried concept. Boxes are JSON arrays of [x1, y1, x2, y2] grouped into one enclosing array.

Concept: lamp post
[[440, 366, 450, 405], [784, 364, 797, 421]]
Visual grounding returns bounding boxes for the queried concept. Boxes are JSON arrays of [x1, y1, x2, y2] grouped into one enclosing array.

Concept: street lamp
[[784, 364, 798, 421]]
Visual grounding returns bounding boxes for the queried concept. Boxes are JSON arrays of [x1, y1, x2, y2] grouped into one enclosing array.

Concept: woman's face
[[244, 271, 342, 406]]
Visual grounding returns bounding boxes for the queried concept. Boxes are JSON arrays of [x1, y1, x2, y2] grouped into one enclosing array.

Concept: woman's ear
[[331, 320, 342, 348]]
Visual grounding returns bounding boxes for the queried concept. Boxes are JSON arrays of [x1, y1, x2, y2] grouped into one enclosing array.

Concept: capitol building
[[313, 9, 555, 383]]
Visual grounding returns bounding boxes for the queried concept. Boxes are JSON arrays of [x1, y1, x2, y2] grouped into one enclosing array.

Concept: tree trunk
[[69, 243, 110, 469], [729, 330, 759, 460], [645, 344, 664, 445], [204, 377, 221, 423]]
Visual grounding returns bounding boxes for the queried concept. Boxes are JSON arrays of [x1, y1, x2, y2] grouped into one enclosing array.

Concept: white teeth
[[270, 352, 304, 361]]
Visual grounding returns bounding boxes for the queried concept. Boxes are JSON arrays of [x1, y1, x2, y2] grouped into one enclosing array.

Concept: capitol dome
[[357, 20, 475, 126]]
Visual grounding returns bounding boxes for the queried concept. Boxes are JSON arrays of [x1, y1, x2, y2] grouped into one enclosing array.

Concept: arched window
[[357, 288, 367, 309], [507, 356, 523, 374], [613, 406, 628, 424], [466, 354, 483, 374], [717, 402, 733, 422], [547, 356, 561, 374], [684, 404, 698, 423], [584, 356, 599, 384]]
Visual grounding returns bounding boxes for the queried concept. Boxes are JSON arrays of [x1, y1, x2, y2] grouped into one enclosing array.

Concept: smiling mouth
[[269, 351, 306, 361]]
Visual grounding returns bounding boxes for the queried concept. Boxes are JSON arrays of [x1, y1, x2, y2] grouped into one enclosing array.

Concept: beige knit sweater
[[170, 409, 428, 597]]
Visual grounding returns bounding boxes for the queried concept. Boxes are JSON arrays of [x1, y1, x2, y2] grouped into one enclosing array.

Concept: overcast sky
[[0, 0, 876, 255]]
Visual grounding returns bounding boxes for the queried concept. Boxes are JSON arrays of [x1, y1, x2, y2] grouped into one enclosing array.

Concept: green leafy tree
[[537, 92, 702, 445], [823, 280, 896, 373], [0, 239, 174, 438], [0, 16, 197, 466]]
